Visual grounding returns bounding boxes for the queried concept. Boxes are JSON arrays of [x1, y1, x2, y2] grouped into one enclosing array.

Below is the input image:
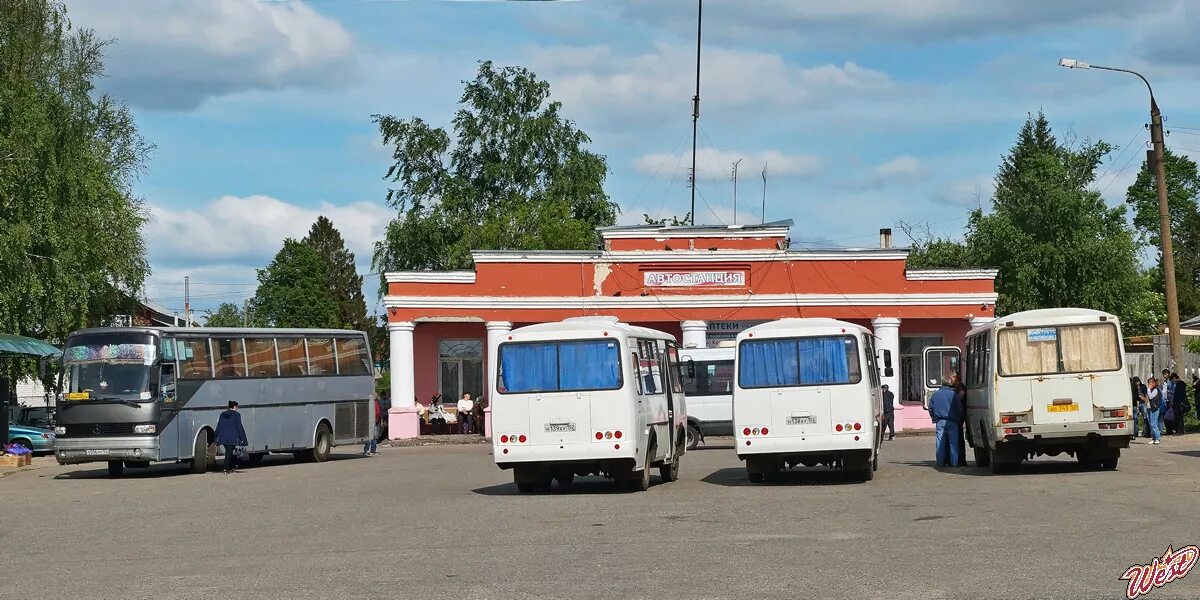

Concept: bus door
[[922, 346, 961, 410], [663, 342, 680, 455]]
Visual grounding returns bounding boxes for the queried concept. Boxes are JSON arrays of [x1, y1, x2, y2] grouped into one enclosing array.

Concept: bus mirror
[[882, 349, 893, 369], [686, 358, 696, 379], [884, 366, 894, 378]]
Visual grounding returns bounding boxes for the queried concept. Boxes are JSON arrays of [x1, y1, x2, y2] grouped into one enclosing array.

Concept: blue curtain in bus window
[[739, 340, 801, 388], [499, 344, 558, 393], [559, 341, 621, 390], [798, 337, 851, 384]]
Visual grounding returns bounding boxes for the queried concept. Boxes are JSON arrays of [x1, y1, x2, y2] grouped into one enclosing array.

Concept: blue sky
[[62, 0, 1200, 316]]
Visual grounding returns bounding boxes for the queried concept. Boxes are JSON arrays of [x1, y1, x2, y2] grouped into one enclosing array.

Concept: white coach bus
[[734, 318, 891, 483], [923, 308, 1132, 473], [492, 317, 687, 493]]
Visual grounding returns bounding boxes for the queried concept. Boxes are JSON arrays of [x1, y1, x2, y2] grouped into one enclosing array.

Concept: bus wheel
[[514, 467, 545, 493], [974, 445, 991, 468], [554, 472, 575, 489], [1100, 456, 1119, 470], [189, 435, 208, 474], [746, 459, 766, 483], [107, 460, 124, 477], [312, 423, 332, 463], [659, 455, 680, 483], [686, 423, 701, 451], [247, 453, 265, 467], [1075, 450, 1100, 470]]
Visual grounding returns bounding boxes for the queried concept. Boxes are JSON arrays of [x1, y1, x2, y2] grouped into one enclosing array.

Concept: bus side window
[[631, 352, 644, 395], [278, 338, 307, 376]]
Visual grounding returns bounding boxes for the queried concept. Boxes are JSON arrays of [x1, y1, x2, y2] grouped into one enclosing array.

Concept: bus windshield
[[64, 332, 158, 401], [498, 339, 622, 394], [998, 323, 1121, 376], [683, 360, 734, 396], [739, 335, 862, 389]]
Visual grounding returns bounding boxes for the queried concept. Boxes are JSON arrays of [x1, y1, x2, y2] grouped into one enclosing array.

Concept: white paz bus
[[492, 317, 687, 493], [923, 308, 1132, 473], [733, 318, 892, 482], [679, 343, 735, 450]]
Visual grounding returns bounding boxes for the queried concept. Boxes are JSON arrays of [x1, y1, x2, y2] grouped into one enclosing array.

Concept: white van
[[492, 317, 687, 492], [923, 308, 1133, 473], [733, 318, 891, 482], [679, 344, 734, 449]]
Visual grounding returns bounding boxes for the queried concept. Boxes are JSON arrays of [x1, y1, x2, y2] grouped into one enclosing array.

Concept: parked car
[[7, 423, 55, 455]]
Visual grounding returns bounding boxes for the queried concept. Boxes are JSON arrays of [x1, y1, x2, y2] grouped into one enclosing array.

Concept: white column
[[681, 320, 708, 348], [872, 316, 902, 397], [970, 316, 995, 330], [485, 321, 513, 400], [389, 322, 416, 407]]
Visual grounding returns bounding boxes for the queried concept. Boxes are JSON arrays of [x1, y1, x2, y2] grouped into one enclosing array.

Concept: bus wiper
[[94, 397, 143, 408]]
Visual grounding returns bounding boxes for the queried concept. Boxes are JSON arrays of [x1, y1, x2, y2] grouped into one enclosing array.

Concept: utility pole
[[1059, 58, 1183, 370], [731, 158, 742, 225], [761, 163, 768, 224], [184, 275, 191, 328], [690, 0, 702, 226], [243, 298, 250, 328]]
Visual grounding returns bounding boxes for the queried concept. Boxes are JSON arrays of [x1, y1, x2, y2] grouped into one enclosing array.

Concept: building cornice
[[905, 269, 999, 281], [385, 271, 476, 284], [383, 292, 998, 310]]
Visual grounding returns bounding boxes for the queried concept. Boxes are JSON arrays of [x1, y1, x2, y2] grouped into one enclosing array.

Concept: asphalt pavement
[[2, 434, 1199, 600]]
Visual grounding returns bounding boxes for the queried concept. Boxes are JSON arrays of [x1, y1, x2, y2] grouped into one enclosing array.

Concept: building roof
[[598, 219, 794, 239]]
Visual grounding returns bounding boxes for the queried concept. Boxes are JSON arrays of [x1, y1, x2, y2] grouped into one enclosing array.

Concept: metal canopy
[[0, 333, 60, 358]]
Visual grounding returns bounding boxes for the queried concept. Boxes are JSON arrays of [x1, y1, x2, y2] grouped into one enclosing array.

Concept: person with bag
[[215, 401, 249, 474], [1131, 377, 1148, 439], [1146, 377, 1163, 445], [1173, 373, 1189, 435]]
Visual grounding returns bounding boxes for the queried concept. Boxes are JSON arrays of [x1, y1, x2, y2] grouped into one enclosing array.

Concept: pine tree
[[249, 240, 338, 329], [303, 216, 371, 333]]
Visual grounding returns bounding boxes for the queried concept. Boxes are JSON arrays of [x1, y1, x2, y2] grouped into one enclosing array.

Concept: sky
[[60, 0, 1200, 317]]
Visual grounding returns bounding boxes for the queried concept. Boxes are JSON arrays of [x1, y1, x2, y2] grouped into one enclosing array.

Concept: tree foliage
[[202, 302, 244, 328], [371, 61, 618, 278], [302, 216, 370, 333], [643, 213, 691, 226], [0, 0, 150, 344], [1125, 149, 1200, 320], [907, 112, 1152, 332], [249, 240, 338, 329]]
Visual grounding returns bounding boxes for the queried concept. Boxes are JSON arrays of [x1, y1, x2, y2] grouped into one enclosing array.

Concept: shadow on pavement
[[701, 466, 866, 487], [472, 475, 668, 496], [1167, 450, 1200, 458], [894, 459, 1108, 476], [52, 452, 367, 480]]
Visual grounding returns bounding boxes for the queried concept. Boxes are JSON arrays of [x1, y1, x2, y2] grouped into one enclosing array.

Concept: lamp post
[[1059, 58, 1183, 371]]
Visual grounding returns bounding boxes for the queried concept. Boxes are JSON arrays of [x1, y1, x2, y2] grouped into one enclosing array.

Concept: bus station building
[[382, 220, 998, 439]]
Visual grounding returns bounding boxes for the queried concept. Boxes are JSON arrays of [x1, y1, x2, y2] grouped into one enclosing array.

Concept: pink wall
[[893, 318, 973, 431], [413, 322, 487, 405]]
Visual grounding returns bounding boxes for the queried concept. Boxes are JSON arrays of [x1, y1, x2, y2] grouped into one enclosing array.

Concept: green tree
[[643, 213, 691, 226], [0, 0, 150, 344], [907, 112, 1149, 331], [302, 216, 370, 333], [202, 302, 244, 328], [249, 239, 338, 328], [372, 61, 618, 278], [1125, 149, 1200, 320]]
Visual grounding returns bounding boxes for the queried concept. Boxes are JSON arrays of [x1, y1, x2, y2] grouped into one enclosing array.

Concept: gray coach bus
[[53, 327, 374, 476]]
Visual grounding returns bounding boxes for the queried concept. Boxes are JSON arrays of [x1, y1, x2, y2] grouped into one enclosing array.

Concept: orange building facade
[[383, 221, 997, 438]]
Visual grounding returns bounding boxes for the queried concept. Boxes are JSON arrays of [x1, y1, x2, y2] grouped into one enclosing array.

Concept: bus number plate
[[1047, 403, 1079, 413], [787, 416, 816, 425], [545, 423, 576, 432], [85, 449, 108, 456]]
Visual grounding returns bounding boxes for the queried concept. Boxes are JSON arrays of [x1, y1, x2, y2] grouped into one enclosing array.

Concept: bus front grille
[[59, 423, 138, 437]]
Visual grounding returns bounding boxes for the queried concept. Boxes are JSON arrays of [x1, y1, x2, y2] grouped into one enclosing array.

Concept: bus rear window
[[739, 336, 861, 389], [683, 360, 734, 396], [998, 324, 1120, 376], [498, 340, 622, 393]]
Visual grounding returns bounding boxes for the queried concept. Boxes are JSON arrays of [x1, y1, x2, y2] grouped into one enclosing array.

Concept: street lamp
[[1059, 57, 1183, 370]]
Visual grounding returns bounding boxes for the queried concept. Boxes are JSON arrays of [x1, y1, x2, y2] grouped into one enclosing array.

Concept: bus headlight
[[134, 424, 157, 434], [54, 426, 66, 435]]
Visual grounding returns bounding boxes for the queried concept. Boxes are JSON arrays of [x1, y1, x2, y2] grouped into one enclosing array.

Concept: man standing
[[1131, 377, 1147, 439], [1161, 369, 1172, 435], [215, 401, 248, 474], [928, 374, 963, 467], [1147, 377, 1163, 445], [881, 384, 895, 441]]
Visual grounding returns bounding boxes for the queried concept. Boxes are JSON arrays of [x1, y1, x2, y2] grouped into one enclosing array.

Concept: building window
[[439, 339, 483, 402]]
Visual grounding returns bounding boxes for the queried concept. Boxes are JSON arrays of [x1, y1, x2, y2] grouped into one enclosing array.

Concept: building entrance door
[[439, 339, 483, 401], [900, 335, 943, 403]]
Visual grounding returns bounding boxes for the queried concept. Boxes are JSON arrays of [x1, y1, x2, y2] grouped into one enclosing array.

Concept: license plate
[[85, 449, 108, 456], [787, 416, 816, 425], [1047, 403, 1079, 413], [545, 423, 576, 433]]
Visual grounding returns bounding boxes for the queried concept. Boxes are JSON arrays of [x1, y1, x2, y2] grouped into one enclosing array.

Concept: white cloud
[[528, 43, 894, 121], [146, 195, 391, 266], [620, 0, 1167, 45], [874, 156, 925, 179], [934, 175, 994, 208], [633, 148, 822, 181], [66, 0, 357, 109]]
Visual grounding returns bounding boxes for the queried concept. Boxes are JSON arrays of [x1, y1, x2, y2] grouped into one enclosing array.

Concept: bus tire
[[189, 434, 208, 474], [247, 453, 266, 467], [312, 423, 332, 463], [974, 446, 991, 468], [555, 472, 575, 488], [659, 455, 680, 483], [1075, 450, 1099, 470], [686, 423, 701, 451], [1100, 456, 1119, 470], [107, 460, 124, 477]]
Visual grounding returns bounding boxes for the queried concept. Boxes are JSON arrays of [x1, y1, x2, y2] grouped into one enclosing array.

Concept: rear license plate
[[545, 423, 576, 433], [84, 449, 108, 456], [787, 416, 816, 425], [1047, 403, 1079, 413]]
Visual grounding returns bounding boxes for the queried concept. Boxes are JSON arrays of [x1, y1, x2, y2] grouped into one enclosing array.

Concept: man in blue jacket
[[928, 374, 963, 468], [215, 401, 249, 474]]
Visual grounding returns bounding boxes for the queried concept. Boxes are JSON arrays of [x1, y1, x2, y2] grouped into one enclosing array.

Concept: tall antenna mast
[[761, 163, 768, 224], [690, 0, 703, 226], [732, 158, 742, 225]]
